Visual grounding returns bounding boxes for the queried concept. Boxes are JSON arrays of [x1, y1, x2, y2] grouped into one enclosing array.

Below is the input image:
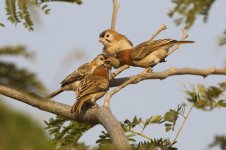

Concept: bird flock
[[48, 29, 194, 115]]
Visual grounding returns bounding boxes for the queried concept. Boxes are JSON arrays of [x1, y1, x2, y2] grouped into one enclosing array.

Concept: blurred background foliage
[[0, 46, 51, 149], [0, 100, 54, 150], [169, 0, 226, 46], [0, 0, 226, 150], [0, 45, 47, 96], [3, 0, 82, 31]]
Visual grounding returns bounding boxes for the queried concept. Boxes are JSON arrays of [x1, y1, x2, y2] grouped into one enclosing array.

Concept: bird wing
[[131, 39, 176, 61], [76, 75, 109, 99], [60, 62, 92, 87]]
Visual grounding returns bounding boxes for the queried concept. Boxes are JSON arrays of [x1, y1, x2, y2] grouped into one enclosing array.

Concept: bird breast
[[104, 39, 133, 57], [115, 39, 133, 54]]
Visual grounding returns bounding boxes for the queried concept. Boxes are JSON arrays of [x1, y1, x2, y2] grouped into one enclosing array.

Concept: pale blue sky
[[1, 0, 226, 149]]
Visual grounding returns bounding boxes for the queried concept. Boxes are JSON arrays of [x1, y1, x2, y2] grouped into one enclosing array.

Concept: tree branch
[[111, 0, 119, 30], [148, 24, 167, 41], [168, 28, 188, 55], [0, 85, 130, 149], [104, 68, 151, 107], [109, 67, 226, 87]]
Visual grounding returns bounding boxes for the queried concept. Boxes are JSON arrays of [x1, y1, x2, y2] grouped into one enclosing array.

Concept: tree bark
[[0, 85, 130, 149]]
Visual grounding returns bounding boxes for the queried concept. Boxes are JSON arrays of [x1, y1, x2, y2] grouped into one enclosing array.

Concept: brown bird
[[47, 54, 108, 98], [99, 29, 133, 58], [71, 60, 112, 114], [114, 38, 194, 68]]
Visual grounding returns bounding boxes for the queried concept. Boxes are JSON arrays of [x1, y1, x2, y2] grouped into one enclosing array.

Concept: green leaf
[[218, 100, 226, 108], [136, 139, 177, 150], [0, 23, 5, 27], [18, 0, 34, 31], [168, 0, 215, 29], [0, 101, 54, 150], [150, 115, 162, 124], [164, 109, 178, 123], [165, 123, 173, 132], [208, 135, 226, 149], [45, 115, 92, 149], [0, 62, 47, 96], [0, 45, 35, 59], [40, 0, 83, 5], [5, 0, 20, 24]]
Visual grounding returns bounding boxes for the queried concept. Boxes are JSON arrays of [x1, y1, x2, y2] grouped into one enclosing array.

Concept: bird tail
[[71, 97, 88, 114], [175, 40, 195, 44], [47, 88, 64, 98]]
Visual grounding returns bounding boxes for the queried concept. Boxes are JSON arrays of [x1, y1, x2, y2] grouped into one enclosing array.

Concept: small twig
[[110, 65, 130, 79], [148, 24, 167, 42], [172, 104, 194, 145], [104, 68, 151, 107], [168, 28, 188, 56], [111, 0, 120, 30], [129, 129, 152, 141], [109, 67, 226, 87]]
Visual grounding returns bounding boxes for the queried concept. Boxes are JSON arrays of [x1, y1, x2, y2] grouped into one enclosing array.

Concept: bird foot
[[160, 58, 167, 63], [109, 73, 116, 80]]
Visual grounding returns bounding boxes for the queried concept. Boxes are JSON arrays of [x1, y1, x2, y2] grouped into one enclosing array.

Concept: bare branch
[[109, 67, 226, 87], [148, 24, 167, 41], [0, 85, 130, 149], [110, 65, 130, 79], [104, 68, 151, 107], [168, 28, 188, 56], [111, 0, 120, 30]]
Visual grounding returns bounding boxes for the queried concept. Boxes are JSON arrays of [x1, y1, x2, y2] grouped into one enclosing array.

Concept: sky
[[1, 0, 226, 149]]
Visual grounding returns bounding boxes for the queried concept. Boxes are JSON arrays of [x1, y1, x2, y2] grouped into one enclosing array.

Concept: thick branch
[[109, 67, 226, 87], [111, 0, 119, 30], [0, 85, 130, 149]]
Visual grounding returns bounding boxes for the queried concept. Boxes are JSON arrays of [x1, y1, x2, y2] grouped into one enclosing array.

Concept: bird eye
[[100, 57, 104, 61], [106, 34, 109, 38]]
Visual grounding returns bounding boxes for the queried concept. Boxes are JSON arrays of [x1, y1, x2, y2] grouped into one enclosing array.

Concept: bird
[[47, 54, 109, 98], [114, 38, 194, 68], [71, 59, 112, 114], [99, 29, 133, 58]]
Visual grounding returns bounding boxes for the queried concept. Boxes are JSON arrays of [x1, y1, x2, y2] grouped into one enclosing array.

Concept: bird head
[[99, 29, 119, 47], [104, 57, 112, 70], [93, 54, 108, 66]]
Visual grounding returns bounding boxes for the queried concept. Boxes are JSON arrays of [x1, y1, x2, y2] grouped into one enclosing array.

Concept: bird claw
[[160, 58, 167, 63], [109, 73, 116, 80], [103, 100, 110, 108]]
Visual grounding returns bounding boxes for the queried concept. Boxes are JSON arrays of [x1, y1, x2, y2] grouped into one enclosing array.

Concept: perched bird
[[71, 60, 112, 114], [47, 54, 108, 98], [114, 38, 194, 68], [99, 29, 133, 57]]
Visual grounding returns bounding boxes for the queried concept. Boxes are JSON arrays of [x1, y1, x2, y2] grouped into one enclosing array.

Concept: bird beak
[[104, 59, 112, 69], [99, 38, 103, 43]]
